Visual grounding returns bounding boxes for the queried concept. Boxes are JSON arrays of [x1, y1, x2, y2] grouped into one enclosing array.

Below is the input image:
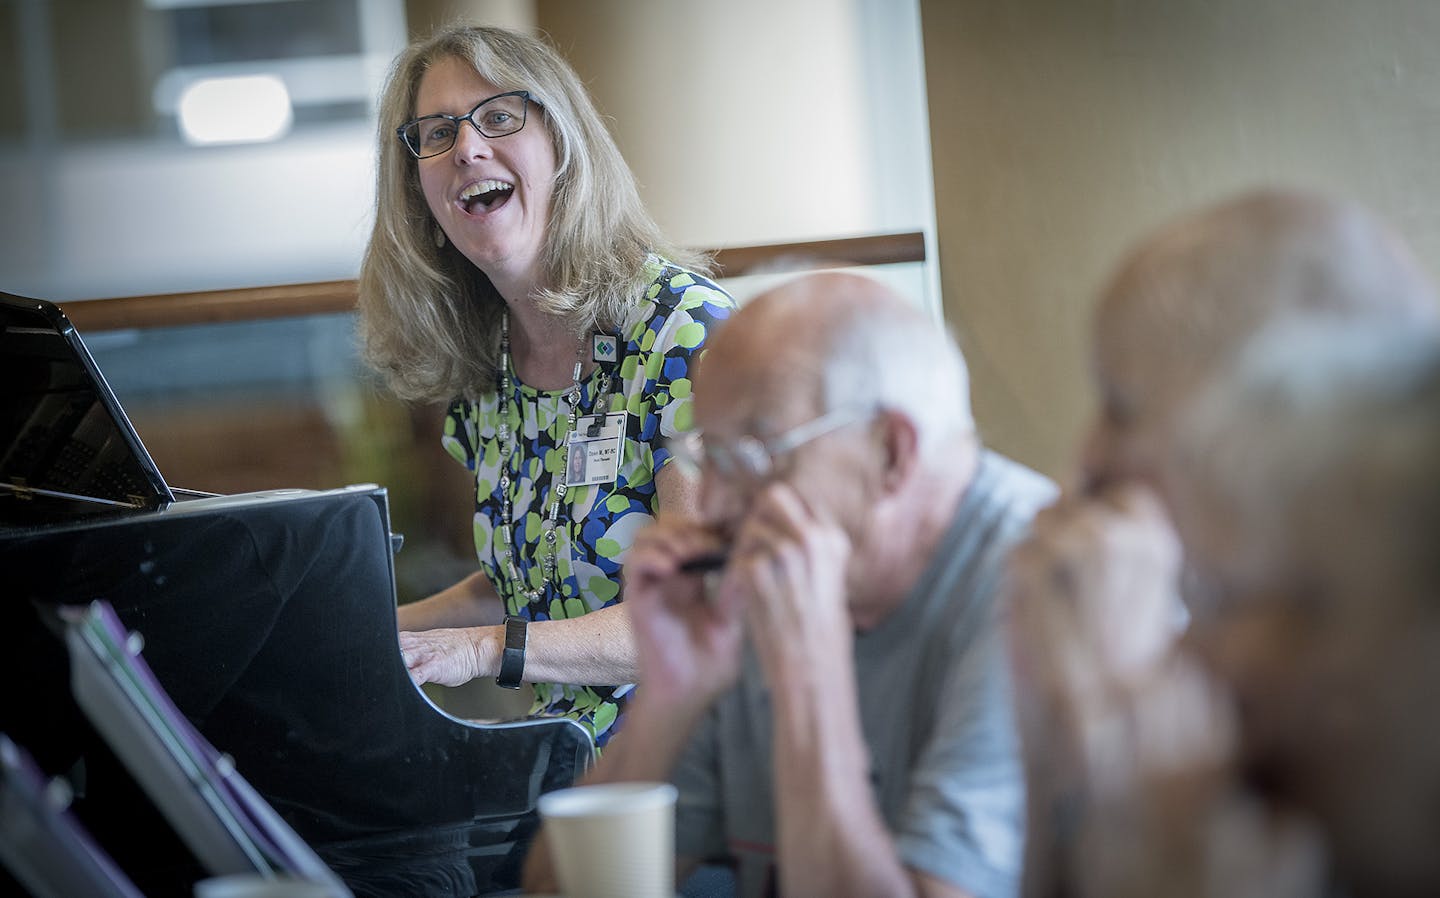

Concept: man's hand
[[398, 626, 498, 687], [727, 483, 854, 691], [1006, 482, 1187, 898], [1006, 483, 1323, 898], [623, 517, 745, 708], [720, 483, 958, 898], [1008, 481, 1183, 698]]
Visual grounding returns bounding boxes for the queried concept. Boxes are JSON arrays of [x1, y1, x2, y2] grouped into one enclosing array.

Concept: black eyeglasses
[[396, 90, 530, 159]]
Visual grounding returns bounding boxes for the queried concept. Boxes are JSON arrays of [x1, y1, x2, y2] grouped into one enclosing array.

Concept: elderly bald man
[[1007, 189, 1439, 897], [1171, 320, 1440, 898], [524, 271, 1055, 898]]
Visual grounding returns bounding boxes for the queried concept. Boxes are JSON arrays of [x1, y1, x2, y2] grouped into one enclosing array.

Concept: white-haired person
[[357, 24, 733, 746], [1017, 319, 1440, 898], [524, 272, 1056, 898], [1003, 189, 1440, 897], [1163, 319, 1440, 898]]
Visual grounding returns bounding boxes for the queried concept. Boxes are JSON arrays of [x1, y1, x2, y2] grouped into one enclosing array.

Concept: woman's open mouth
[[458, 178, 514, 215]]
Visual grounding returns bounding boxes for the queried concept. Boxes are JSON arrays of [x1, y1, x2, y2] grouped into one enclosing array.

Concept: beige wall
[[921, 0, 1440, 480], [538, 0, 874, 250], [405, 0, 536, 38]]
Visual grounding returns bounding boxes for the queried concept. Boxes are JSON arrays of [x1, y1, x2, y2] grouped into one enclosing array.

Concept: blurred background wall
[[0, 0, 406, 300], [1, 0, 934, 301], [921, 0, 1440, 479]]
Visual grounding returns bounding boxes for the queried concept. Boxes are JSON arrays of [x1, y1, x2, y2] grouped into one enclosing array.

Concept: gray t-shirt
[[671, 450, 1056, 898]]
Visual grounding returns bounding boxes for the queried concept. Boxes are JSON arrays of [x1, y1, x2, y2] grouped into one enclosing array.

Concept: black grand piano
[[0, 292, 593, 897]]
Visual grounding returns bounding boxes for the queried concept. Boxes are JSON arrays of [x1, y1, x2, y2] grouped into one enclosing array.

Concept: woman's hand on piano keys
[[398, 626, 499, 687]]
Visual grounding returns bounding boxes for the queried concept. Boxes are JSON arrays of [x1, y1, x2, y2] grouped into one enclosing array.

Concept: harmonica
[[678, 551, 729, 574]]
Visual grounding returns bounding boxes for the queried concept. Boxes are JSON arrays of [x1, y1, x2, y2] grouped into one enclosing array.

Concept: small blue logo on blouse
[[592, 333, 617, 364]]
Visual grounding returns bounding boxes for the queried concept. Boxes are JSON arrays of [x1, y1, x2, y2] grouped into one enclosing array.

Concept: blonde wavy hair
[[358, 25, 708, 402]]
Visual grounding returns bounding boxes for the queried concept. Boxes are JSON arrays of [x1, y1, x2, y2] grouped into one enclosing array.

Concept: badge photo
[[566, 412, 627, 487]]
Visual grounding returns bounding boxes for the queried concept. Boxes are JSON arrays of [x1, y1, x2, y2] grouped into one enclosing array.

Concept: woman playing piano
[[357, 24, 732, 748]]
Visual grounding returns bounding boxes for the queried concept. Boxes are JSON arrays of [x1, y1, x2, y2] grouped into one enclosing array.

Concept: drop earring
[[433, 224, 447, 249]]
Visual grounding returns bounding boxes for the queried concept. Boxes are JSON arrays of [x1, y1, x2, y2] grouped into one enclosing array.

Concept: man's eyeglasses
[[673, 405, 872, 482], [396, 90, 530, 159]]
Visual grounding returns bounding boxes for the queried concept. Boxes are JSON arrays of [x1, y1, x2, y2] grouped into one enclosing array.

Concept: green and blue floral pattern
[[441, 258, 733, 745]]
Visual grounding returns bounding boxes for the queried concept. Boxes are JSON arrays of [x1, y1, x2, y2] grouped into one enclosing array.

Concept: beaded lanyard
[[494, 311, 612, 606]]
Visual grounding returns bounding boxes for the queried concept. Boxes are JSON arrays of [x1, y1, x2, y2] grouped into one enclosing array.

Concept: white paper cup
[[193, 874, 338, 898], [537, 781, 678, 898]]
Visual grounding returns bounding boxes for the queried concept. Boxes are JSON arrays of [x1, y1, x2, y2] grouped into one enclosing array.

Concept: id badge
[[565, 413, 626, 486]]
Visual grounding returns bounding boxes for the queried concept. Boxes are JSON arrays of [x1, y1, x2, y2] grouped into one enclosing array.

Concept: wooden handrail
[[62, 281, 361, 331], [58, 231, 925, 332], [712, 230, 925, 276]]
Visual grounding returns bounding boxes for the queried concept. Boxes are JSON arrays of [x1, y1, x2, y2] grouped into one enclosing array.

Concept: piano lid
[[0, 292, 175, 520]]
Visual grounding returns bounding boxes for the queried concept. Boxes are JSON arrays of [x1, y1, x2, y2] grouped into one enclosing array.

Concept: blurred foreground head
[[1084, 188, 1437, 491], [1171, 318, 1440, 896]]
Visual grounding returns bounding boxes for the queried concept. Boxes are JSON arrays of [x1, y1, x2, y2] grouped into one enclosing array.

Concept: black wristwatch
[[495, 616, 528, 690]]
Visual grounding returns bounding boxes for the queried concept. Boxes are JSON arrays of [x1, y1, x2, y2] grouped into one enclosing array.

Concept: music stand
[[63, 600, 352, 897]]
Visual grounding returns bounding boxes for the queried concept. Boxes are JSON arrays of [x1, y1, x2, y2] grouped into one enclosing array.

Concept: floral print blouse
[[441, 258, 733, 745]]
